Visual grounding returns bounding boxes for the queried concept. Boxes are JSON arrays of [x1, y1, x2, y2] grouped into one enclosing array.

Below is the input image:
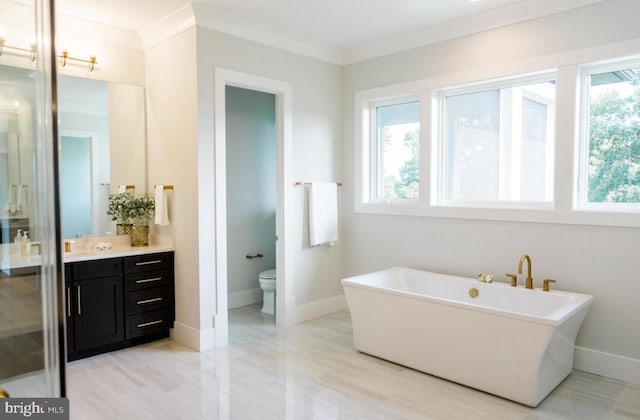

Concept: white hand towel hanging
[[15, 184, 25, 211], [8, 184, 17, 206], [309, 182, 338, 247], [154, 185, 170, 226]]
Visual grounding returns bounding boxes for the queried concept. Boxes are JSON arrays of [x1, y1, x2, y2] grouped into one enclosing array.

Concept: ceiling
[[53, 0, 607, 63]]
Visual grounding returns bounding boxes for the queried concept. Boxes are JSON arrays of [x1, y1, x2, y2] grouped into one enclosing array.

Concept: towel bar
[[294, 182, 342, 187]]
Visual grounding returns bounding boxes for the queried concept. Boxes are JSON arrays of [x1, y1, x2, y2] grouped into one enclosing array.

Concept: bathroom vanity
[[64, 248, 175, 361], [0, 240, 175, 362]]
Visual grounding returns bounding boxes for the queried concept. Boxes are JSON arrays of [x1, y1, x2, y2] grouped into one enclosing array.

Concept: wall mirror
[[0, 64, 147, 242], [58, 75, 147, 239]]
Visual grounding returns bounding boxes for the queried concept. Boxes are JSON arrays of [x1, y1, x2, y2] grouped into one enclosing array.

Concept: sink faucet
[[518, 254, 534, 289]]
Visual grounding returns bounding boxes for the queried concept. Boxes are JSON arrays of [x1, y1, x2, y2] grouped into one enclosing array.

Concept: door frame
[[59, 129, 99, 237], [213, 68, 293, 345]]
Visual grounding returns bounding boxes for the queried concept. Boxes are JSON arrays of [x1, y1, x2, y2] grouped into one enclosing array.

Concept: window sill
[[354, 202, 640, 228]]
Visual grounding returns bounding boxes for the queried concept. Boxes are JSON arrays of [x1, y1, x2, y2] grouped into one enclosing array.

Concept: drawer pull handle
[[137, 320, 163, 328], [137, 297, 163, 305], [135, 260, 163, 266], [66, 287, 71, 317], [136, 277, 163, 284]]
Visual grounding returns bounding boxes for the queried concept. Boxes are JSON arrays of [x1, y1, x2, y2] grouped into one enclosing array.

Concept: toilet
[[258, 269, 276, 315]]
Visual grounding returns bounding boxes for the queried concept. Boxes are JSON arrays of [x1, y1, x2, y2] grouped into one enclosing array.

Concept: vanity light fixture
[[59, 49, 97, 72], [0, 36, 37, 61]]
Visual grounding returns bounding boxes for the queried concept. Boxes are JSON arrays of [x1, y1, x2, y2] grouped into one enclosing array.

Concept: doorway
[[212, 68, 293, 346], [225, 86, 277, 319]]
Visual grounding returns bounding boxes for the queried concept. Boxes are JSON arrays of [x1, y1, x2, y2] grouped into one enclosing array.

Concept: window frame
[[577, 57, 640, 213], [435, 71, 557, 209], [353, 50, 640, 228], [368, 95, 421, 204]]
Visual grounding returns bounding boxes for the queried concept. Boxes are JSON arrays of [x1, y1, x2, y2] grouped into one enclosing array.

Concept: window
[[579, 63, 640, 207], [439, 77, 556, 205], [355, 55, 640, 227], [371, 99, 420, 201]]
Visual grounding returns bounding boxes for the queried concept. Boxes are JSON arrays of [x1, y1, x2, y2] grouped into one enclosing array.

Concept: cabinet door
[[64, 264, 74, 355], [73, 276, 124, 352]]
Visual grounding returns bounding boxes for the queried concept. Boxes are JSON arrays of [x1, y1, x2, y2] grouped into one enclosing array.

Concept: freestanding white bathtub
[[342, 267, 593, 407]]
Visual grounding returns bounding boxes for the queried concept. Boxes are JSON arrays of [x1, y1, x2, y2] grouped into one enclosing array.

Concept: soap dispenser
[[20, 231, 31, 257], [14, 229, 22, 243]]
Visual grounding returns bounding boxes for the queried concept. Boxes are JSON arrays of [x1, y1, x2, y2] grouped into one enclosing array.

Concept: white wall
[[195, 26, 344, 336], [225, 86, 276, 306], [342, 0, 640, 383], [145, 27, 200, 348], [55, 14, 145, 87]]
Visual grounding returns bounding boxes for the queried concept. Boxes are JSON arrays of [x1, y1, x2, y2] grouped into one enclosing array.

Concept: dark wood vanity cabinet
[[123, 252, 175, 339], [65, 251, 174, 361]]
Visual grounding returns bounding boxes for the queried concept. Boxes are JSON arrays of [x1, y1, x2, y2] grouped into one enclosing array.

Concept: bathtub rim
[[341, 266, 593, 327]]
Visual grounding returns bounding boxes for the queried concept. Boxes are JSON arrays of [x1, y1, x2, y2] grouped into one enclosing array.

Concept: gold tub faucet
[[518, 254, 534, 289]]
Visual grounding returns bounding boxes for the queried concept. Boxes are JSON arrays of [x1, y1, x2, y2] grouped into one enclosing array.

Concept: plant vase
[[130, 224, 149, 247], [116, 223, 133, 236]]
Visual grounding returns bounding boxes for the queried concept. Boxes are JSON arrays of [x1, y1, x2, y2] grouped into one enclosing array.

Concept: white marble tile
[[66, 305, 640, 420]]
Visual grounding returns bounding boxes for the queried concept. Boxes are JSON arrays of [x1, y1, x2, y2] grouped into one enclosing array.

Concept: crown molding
[[343, 0, 608, 64], [130, 0, 606, 65], [140, 4, 197, 50], [54, 13, 144, 51], [191, 2, 343, 65]]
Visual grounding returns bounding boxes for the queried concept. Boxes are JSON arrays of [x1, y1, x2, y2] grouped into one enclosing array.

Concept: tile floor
[[66, 305, 640, 419]]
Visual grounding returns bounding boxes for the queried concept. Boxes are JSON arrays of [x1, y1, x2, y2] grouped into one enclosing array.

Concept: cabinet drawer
[[124, 252, 172, 274], [125, 310, 170, 339], [124, 270, 171, 291], [125, 287, 171, 315], [72, 258, 122, 280]]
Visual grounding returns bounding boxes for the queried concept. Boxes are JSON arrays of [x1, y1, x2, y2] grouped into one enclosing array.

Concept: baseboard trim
[[293, 295, 348, 324], [228, 288, 263, 309], [574, 346, 640, 385], [171, 321, 215, 351]]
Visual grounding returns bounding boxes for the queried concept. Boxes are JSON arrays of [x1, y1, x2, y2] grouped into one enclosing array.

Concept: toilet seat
[[259, 269, 276, 280]]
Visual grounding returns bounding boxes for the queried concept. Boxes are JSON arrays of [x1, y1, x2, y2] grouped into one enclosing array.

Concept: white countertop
[[0, 235, 174, 271]]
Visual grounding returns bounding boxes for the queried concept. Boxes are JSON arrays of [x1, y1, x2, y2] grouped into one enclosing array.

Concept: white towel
[[8, 184, 17, 205], [15, 184, 25, 210], [117, 185, 127, 193], [154, 185, 170, 226], [309, 182, 338, 247]]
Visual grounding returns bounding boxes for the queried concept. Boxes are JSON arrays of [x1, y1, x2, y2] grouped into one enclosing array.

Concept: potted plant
[[127, 193, 155, 247], [107, 192, 135, 236]]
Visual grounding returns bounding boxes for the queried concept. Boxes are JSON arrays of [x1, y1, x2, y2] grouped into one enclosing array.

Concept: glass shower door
[[0, 0, 63, 398]]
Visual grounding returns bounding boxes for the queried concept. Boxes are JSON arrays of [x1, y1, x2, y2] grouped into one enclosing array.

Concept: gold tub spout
[[518, 254, 534, 289]]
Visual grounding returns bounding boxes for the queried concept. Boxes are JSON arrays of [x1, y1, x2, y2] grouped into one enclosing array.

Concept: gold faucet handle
[[543, 279, 556, 292], [506, 273, 517, 287]]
